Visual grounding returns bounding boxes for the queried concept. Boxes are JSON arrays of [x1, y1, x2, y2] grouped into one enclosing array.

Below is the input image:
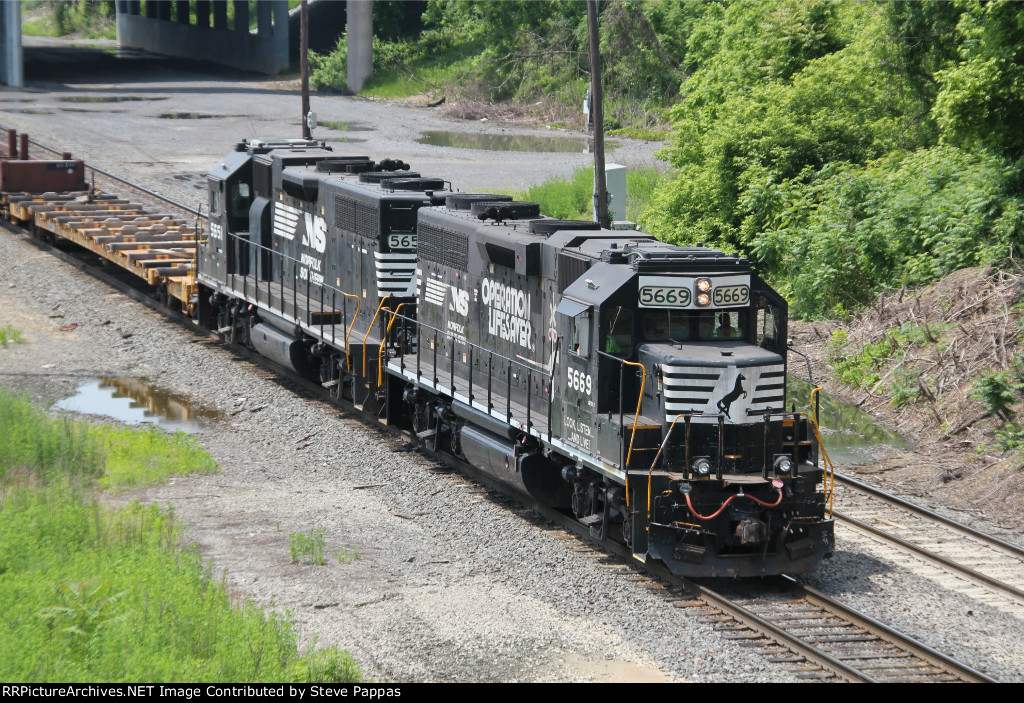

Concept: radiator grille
[[419, 222, 468, 272], [334, 195, 379, 239]]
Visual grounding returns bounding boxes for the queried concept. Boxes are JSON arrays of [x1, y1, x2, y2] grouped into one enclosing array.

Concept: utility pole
[[587, 0, 609, 228], [301, 0, 311, 139]]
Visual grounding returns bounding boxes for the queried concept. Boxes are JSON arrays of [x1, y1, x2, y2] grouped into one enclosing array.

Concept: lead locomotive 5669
[[197, 138, 834, 577]]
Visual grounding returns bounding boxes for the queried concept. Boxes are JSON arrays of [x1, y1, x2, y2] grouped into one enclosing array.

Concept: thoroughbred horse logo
[[716, 374, 747, 418]]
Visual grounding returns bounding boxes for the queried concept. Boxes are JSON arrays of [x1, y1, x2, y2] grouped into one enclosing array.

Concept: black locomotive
[[197, 138, 835, 578]]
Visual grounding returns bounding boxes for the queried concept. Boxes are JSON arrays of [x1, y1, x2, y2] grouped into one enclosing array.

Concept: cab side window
[[210, 187, 223, 217], [603, 307, 633, 356], [571, 312, 591, 356], [757, 305, 780, 348], [230, 182, 251, 219]]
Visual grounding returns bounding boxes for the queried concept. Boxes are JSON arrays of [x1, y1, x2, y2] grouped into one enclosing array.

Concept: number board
[[387, 233, 417, 250], [637, 275, 751, 309]]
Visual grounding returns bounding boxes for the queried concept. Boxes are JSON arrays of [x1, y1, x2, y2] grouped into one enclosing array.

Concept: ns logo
[[449, 288, 469, 316], [302, 213, 327, 254]]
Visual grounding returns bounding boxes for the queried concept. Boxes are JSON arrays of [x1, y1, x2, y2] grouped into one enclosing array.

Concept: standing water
[[786, 377, 909, 465], [54, 376, 220, 433]]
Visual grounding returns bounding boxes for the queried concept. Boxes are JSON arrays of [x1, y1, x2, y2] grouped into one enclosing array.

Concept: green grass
[[516, 165, 668, 227], [22, 1, 116, 40], [336, 546, 361, 565], [311, 37, 480, 99], [290, 530, 326, 566], [360, 48, 480, 100], [93, 424, 218, 490], [0, 387, 216, 489], [0, 325, 24, 347], [0, 387, 361, 682]]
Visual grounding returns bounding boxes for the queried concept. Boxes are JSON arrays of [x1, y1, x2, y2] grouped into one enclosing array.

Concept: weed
[[827, 322, 957, 393], [889, 370, 922, 409], [974, 356, 1024, 449], [335, 546, 361, 565], [36, 577, 128, 641], [0, 325, 24, 347], [292, 646, 362, 683], [290, 530, 326, 566]]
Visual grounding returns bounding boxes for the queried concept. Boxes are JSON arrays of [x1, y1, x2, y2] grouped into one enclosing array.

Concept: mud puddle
[[417, 130, 619, 153], [58, 96, 168, 103], [55, 376, 221, 433]]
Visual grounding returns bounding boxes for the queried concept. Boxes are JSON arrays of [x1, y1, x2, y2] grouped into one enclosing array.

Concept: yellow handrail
[[622, 359, 647, 467], [377, 303, 406, 385], [618, 359, 646, 511], [341, 292, 360, 371], [362, 295, 391, 379], [807, 386, 835, 517]]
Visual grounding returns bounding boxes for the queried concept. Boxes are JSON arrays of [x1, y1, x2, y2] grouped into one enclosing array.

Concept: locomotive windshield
[[642, 309, 747, 342]]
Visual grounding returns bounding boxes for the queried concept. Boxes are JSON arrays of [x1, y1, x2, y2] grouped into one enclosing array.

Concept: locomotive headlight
[[695, 278, 712, 306], [773, 454, 795, 476], [692, 457, 712, 476]]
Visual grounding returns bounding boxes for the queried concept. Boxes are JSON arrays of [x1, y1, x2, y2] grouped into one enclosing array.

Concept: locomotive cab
[[552, 245, 833, 577]]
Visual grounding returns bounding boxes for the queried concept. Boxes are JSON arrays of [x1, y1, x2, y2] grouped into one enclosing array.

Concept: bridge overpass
[[0, 1, 372, 90]]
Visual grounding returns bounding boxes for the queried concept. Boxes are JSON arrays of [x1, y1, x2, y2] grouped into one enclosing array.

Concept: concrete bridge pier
[[0, 0, 23, 87], [346, 0, 372, 92]]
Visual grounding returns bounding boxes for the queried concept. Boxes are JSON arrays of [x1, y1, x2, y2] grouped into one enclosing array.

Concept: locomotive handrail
[[378, 304, 406, 385], [762, 408, 835, 519], [377, 308, 553, 438], [342, 293, 361, 371], [622, 360, 647, 467], [805, 392, 836, 518], [596, 351, 647, 472], [363, 296, 393, 380], [219, 229, 363, 370]]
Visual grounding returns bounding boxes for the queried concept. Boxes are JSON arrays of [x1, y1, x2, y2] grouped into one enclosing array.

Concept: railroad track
[[2, 136, 1005, 683], [545, 515, 996, 681], [832, 473, 1024, 611]]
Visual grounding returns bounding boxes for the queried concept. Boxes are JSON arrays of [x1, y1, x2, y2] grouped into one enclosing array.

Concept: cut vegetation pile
[[794, 267, 1024, 524]]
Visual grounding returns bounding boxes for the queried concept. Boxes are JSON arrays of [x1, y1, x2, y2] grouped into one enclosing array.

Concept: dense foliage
[[33, 1, 1024, 320], [651, 0, 1024, 317], [311, 1, 690, 131]]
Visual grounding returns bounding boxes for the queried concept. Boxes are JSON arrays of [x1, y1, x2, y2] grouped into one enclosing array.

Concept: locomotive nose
[[638, 341, 786, 423]]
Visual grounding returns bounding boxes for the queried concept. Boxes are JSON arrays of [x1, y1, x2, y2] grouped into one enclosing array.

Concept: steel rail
[[835, 509, 1024, 605], [835, 472, 1024, 560], [687, 581, 880, 682], [782, 576, 997, 683]]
